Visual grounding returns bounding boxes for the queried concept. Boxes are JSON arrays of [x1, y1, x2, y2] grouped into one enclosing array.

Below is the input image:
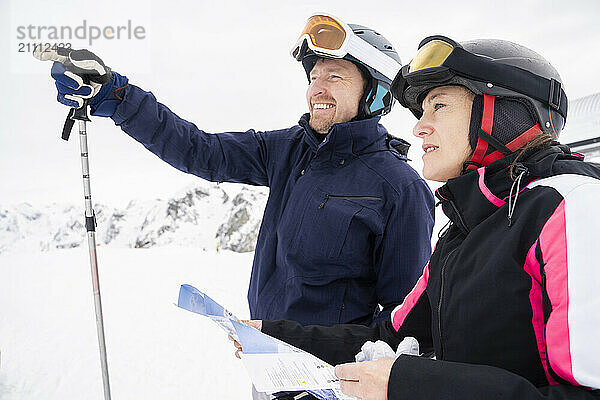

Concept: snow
[[0, 246, 255, 399]]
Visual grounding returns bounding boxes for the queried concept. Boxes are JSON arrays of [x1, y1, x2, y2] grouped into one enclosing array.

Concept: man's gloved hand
[[34, 46, 128, 117]]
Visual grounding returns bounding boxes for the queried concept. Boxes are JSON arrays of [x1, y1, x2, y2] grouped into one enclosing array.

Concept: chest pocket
[[291, 187, 381, 268]]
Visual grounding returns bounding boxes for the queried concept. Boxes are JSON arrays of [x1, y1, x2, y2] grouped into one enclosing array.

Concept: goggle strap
[[347, 35, 401, 81], [445, 48, 567, 119]]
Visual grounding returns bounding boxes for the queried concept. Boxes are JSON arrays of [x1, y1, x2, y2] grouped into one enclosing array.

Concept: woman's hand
[[228, 320, 262, 359], [334, 357, 396, 400]]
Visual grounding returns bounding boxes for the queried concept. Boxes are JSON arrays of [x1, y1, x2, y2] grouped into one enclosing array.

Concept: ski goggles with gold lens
[[291, 13, 401, 81], [396, 35, 567, 119], [405, 36, 459, 76]]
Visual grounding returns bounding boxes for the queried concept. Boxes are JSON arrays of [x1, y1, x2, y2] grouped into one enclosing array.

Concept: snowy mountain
[[0, 182, 268, 255]]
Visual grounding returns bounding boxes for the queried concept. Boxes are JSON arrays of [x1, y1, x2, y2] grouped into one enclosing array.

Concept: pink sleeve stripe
[[540, 200, 577, 385], [523, 239, 558, 385], [392, 264, 429, 331], [477, 167, 506, 207]]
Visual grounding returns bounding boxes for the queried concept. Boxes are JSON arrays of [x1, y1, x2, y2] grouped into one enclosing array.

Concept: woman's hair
[[509, 133, 554, 180]]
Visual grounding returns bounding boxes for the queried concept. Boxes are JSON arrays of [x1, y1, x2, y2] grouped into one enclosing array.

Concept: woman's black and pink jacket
[[263, 144, 600, 399]]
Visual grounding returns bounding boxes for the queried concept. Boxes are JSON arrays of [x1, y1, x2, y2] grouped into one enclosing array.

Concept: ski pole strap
[[62, 108, 76, 141]]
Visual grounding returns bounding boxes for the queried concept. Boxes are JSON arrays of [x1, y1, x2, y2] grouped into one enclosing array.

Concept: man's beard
[[309, 113, 336, 134]]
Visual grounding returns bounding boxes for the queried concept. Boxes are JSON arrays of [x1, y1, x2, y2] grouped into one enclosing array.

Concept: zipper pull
[[318, 194, 330, 209], [507, 165, 528, 227]]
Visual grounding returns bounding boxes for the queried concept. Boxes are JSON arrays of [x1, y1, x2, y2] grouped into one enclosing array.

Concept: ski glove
[[34, 46, 128, 117]]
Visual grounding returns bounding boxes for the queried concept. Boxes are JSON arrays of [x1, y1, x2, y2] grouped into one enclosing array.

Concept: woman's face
[[413, 86, 475, 182]]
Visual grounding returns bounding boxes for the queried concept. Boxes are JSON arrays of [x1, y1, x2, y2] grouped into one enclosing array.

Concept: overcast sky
[[1, 0, 599, 207]]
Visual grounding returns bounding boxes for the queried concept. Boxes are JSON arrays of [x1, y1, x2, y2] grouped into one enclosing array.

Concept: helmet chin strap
[[464, 94, 543, 172]]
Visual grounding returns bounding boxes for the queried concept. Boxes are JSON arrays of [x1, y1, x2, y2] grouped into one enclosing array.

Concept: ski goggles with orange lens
[[291, 13, 401, 81], [396, 35, 567, 118]]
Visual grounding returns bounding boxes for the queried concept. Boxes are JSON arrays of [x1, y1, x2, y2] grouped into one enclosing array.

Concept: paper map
[[176, 284, 354, 400]]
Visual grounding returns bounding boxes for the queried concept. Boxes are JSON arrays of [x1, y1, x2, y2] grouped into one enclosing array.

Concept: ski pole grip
[[72, 100, 91, 122], [61, 100, 90, 141]]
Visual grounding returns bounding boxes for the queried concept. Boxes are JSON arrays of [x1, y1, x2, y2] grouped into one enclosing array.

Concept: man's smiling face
[[306, 58, 366, 134]]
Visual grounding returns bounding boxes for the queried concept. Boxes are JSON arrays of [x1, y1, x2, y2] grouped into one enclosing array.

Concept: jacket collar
[[436, 144, 577, 234], [298, 113, 388, 157]]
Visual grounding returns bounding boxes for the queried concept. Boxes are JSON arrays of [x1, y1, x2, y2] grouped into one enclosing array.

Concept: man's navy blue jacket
[[110, 84, 435, 326]]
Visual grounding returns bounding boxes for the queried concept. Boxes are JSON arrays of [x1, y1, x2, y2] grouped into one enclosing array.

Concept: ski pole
[[63, 102, 112, 400]]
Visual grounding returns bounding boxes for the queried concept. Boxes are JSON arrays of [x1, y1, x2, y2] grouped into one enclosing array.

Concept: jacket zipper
[[437, 187, 469, 234], [437, 247, 458, 360], [318, 194, 382, 209], [446, 198, 469, 233]]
